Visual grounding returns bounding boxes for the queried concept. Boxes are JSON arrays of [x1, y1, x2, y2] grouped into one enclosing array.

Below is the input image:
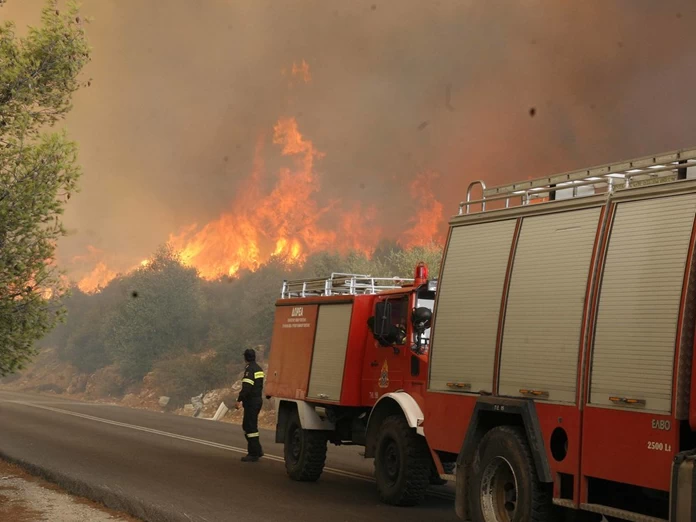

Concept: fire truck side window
[[371, 296, 408, 346], [391, 297, 407, 325], [389, 297, 408, 345]]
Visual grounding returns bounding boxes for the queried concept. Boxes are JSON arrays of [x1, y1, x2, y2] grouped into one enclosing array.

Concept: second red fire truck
[[265, 147, 696, 522]]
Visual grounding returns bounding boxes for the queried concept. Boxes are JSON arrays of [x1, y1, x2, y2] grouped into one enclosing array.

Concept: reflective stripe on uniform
[[254, 371, 265, 379], [242, 378, 254, 385], [246, 432, 260, 438]]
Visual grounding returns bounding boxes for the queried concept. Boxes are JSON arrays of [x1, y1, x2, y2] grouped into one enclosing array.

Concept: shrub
[[151, 353, 229, 406], [85, 365, 126, 399]]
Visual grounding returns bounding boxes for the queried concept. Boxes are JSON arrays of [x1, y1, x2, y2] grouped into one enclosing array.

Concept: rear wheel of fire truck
[[374, 414, 431, 506], [468, 426, 551, 522], [283, 412, 327, 482]]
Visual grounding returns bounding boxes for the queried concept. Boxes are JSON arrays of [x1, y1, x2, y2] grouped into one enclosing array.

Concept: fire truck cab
[[264, 266, 444, 505]]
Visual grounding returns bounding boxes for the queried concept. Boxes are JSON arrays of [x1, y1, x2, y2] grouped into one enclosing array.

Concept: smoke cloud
[[4, 1, 696, 281]]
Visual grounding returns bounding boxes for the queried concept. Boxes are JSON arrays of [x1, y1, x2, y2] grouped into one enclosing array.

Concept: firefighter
[[235, 348, 265, 462]]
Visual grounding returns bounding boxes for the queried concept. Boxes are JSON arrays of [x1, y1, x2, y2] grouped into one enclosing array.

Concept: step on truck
[[266, 147, 696, 522]]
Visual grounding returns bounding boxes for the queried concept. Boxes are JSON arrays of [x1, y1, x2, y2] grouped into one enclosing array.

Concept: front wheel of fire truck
[[468, 426, 551, 522], [374, 414, 431, 506], [283, 412, 328, 482]]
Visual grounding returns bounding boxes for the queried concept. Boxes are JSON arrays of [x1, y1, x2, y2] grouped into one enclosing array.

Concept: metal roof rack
[[281, 273, 414, 299], [459, 146, 696, 215]]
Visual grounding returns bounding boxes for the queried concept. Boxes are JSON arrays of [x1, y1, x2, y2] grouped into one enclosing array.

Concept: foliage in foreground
[[0, 1, 90, 375]]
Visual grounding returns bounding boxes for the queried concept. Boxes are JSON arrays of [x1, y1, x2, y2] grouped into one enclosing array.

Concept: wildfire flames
[[77, 262, 117, 293], [72, 60, 445, 293], [71, 246, 118, 293], [168, 117, 374, 279], [399, 171, 444, 249], [283, 59, 311, 86], [73, 246, 150, 293], [74, 116, 445, 291]]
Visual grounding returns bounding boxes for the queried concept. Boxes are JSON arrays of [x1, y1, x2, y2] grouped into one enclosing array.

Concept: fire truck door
[[362, 295, 409, 404]]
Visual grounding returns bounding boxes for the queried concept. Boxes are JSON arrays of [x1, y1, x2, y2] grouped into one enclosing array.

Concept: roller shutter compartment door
[[590, 194, 696, 413], [430, 220, 516, 394], [307, 303, 353, 401], [498, 207, 601, 403]]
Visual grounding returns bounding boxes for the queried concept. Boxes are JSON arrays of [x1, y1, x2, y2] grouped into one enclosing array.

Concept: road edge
[[0, 450, 191, 522]]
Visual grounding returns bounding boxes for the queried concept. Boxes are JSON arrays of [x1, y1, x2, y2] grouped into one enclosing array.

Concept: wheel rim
[[480, 456, 518, 522], [381, 438, 400, 486], [288, 425, 302, 465]]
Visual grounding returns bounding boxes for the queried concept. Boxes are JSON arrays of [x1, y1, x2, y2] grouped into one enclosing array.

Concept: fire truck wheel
[[468, 426, 551, 522], [374, 414, 431, 506], [283, 414, 328, 482]]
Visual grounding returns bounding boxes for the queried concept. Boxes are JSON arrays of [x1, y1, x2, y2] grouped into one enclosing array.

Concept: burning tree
[[0, 1, 90, 375]]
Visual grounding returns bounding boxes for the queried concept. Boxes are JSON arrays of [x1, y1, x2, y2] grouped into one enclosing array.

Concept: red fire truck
[[265, 147, 696, 522]]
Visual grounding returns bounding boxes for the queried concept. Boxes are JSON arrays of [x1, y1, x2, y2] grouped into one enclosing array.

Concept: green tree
[[383, 242, 443, 278], [0, 1, 90, 375], [105, 245, 207, 381], [43, 278, 128, 373], [151, 353, 228, 405], [226, 255, 298, 359], [59, 285, 115, 373]]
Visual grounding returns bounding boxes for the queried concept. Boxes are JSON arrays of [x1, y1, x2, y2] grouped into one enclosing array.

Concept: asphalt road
[[0, 390, 457, 522]]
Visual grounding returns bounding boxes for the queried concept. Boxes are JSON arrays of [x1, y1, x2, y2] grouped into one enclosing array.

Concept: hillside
[[0, 347, 277, 429]]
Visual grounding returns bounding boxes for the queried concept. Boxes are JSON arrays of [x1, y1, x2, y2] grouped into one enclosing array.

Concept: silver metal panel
[[307, 303, 353, 401], [498, 208, 601, 403], [590, 194, 696, 413], [429, 220, 517, 393]]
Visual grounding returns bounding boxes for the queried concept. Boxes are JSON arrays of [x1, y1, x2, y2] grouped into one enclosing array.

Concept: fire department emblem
[[378, 360, 389, 389]]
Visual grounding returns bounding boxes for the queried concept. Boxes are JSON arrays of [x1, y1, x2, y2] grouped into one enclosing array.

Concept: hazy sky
[[4, 0, 696, 277]]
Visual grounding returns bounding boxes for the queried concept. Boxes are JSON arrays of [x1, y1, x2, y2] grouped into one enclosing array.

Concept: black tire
[[283, 412, 327, 482], [468, 425, 551, 522], [374, 414, 431, 506]]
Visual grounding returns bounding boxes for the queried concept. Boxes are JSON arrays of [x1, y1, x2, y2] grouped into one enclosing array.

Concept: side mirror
[[412, 306, 432, 334]]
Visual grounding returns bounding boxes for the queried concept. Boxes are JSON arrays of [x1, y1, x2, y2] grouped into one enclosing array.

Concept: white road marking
[[2, 399, 455, 501]]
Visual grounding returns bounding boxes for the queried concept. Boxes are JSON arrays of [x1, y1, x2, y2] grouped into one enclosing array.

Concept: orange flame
[[400, 171, 444, 249], [75, 117, 444, 289], [340, 203, 381, 256], [71, 246, 119, 293], [168, 117, 349, 279], [73, 246, 152, 292], [291, 60, 311, 84], [77, 261, 118, 293], [74, 119, 445, 290]]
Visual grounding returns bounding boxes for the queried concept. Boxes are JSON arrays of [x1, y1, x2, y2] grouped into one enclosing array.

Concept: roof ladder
[[459, 146, 696, 215], [281, 273, 414, 299]]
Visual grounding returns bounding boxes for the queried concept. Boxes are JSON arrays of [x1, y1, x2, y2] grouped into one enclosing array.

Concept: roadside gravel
[[0, 459, 139, 522]]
